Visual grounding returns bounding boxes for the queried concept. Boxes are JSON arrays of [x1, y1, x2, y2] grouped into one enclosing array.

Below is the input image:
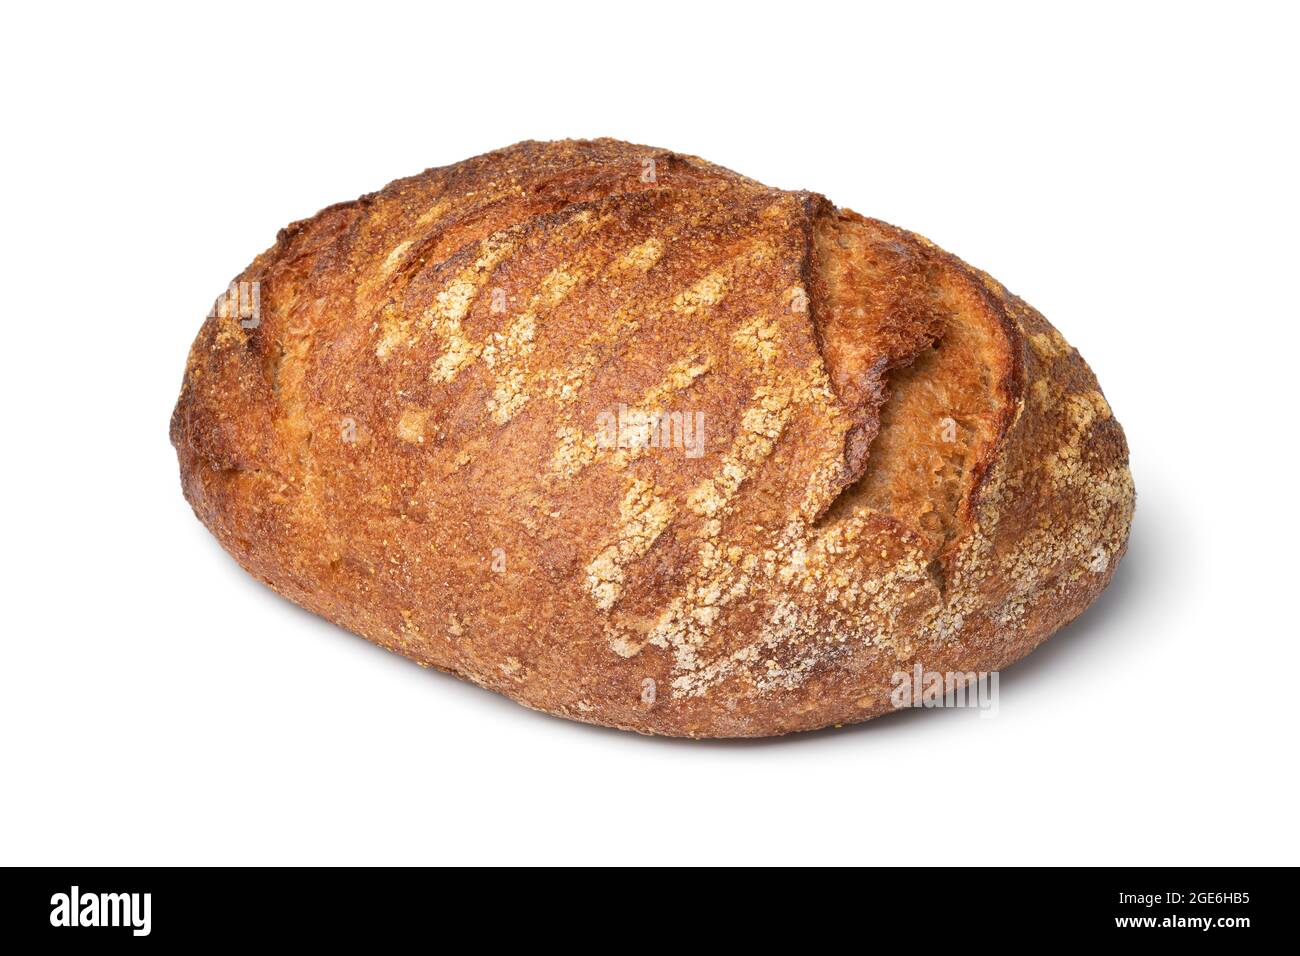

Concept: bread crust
[[171, 139, 1134, 737]]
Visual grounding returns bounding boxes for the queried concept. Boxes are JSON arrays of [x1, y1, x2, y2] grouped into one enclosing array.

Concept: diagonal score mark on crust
[[427, 237, 516, 380], [545, 240, 778, 481], [481, 211, 620, 424], [540, 233, 778, 410], [577, 277, 791, 627], [549, 352, 714, 481], [375, 205, 611, 375], [585, 478, 676, 611], [427, 212, 611, 383], [425, 201, 753, 425], [640, 380, 808, 673], [371, 229, 518, 367], [613, 237, 664, 272], [420, 193, 781, 412], [603, 313, 794, 659]]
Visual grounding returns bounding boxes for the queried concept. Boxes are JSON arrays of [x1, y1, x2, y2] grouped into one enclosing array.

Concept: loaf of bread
[[171, 139, 1133, 737]]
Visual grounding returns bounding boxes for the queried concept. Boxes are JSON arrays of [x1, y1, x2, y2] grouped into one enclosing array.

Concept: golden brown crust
[[171, 138, 1134, 737]]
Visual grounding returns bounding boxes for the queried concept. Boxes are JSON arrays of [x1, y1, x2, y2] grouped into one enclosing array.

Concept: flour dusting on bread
[[171, 138, 1134, 737]]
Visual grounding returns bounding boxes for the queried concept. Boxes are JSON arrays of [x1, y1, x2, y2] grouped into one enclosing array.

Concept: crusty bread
[[171, 138, 1133, 737]]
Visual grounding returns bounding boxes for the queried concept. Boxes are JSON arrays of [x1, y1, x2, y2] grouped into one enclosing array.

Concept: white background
[[2, 1, 1296, 866]]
